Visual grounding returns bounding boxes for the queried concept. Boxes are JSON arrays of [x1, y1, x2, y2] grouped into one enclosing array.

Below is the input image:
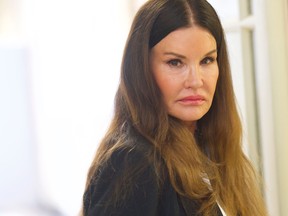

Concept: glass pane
[[225, 31, 246, 120], [239, 0, 253, 18], [247, 0, 252, 15], [241, 29, 262, 174], [225, 29, 262, 173], [208, 0, 240, 21]]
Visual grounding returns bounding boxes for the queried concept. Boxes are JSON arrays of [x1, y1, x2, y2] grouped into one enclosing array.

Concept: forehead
[[152, 26, 216, 54]]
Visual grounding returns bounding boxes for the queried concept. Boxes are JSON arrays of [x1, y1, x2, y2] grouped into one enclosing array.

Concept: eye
[[200, 57, 216, 65], [167, 59, 183, 67]]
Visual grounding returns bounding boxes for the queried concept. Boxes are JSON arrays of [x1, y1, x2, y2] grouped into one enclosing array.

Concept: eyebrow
[[205, 49, 217, 56], [163, 49, 217, 58]]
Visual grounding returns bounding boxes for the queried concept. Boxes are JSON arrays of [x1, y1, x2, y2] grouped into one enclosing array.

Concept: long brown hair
[[83, 0, 268, 215]]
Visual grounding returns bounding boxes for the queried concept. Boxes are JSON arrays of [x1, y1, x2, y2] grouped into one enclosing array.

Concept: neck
[[182, 121, 196, 133]]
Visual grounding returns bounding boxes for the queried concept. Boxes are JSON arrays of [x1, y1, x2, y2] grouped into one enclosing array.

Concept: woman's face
[[150, 26, 219, 129]]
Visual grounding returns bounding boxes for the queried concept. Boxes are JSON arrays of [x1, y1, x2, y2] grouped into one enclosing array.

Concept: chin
[[177, 116, 202, 124]]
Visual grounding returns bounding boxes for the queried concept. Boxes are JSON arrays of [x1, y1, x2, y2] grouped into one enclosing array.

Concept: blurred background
[[0, 0, 287, 215]]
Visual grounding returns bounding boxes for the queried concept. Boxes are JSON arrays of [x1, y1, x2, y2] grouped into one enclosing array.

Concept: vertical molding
[[252, 0, 280, 215], [239, 1, 279, 215], [285, 0, 288, 56], [265, 0, 288, 215]]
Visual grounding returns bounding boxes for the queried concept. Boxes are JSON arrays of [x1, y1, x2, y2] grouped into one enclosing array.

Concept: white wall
[[1, 0, 287, 215], [0, 47, 38, 212], [28, 0, 132, 215], [0, 0, 38, 213], [1, 0, 132, 215]]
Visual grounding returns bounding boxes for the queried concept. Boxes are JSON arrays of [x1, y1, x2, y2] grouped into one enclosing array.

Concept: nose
[[184, 66, 203, 89]]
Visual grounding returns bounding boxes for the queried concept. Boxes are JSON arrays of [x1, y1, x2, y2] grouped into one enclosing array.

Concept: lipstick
[[178, 95, 205, 105]]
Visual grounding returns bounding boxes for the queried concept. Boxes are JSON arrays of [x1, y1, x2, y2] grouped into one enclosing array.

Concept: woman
[[82, 0, 268, 215]]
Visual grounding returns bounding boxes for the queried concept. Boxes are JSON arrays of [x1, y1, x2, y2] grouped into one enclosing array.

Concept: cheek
[[211, 75, 219, 91], [214, 71, 219, 90], [207, 68, 219, 92], [155, 75, 175, 99]]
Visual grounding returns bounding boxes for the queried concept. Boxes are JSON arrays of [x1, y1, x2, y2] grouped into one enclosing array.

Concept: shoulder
[[83, 129, 161, 216], [106, 128, 157, 177], [97, 139, 157, 190]]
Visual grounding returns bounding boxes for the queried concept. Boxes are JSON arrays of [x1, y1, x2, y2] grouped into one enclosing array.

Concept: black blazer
[[83, 129, 223, 216]]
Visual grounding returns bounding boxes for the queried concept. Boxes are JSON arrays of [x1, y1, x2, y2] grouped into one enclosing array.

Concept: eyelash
[[167, 59, 183, 67], [200, 57, 216, 65], [167, 57, 216, 68]]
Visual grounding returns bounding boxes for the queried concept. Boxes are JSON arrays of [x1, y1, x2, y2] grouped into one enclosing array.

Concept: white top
[[203, 176, 227, 216], [217, 202, 227, 216]]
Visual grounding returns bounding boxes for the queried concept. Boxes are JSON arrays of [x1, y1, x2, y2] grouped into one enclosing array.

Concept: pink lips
[[178, 95, 205, 105]]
